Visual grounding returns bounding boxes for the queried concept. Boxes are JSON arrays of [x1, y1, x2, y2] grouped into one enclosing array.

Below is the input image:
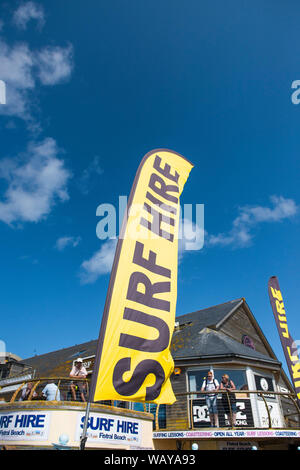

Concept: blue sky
[[0, 1, 299, 378]]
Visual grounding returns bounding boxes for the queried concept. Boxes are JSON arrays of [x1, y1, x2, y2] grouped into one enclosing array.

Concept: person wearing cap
[[69, 358, 88, 402]]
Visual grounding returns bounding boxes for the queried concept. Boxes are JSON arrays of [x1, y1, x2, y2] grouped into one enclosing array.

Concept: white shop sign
[[75, 412, 142, 446], [218, 441, 258, 450], [0, 411, 51, 441], [257, 401, 284, 428]]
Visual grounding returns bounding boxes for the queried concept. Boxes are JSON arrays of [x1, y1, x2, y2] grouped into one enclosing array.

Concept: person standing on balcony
[[201, 371, 219, 427], [20, 382, 37, 401], [42, 381, 61, 401], [220, 374, 237, 427], [69, 358, 88, 402]]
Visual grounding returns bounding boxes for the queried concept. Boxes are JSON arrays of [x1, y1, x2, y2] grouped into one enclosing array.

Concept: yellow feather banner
[[89, 149, 193, 404]]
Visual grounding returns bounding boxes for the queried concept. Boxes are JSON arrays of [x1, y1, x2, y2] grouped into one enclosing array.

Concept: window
[[69, 350, 87, 358], [188, 367, 253, 428], [188, 368, 248, 391], [188, 368, 211, 393], [213, 369, 248, 390], [131, 402, 166, 429]]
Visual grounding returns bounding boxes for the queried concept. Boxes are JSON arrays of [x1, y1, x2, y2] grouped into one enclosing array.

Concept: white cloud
[[0, 41, 34, 88], [19, 254, 38, 264], [207, 196, 298, 248], [79, 239, 117, 284], [0, 40, 34, 119], [0, 0, 73, 129], [235, 195, 298, 223], [78, 156, 104, 195], [0, 39, 73, 123], [13, 1, 45, 30], [0, 137, 71, 225], [55, 236, 81, 251], [36, 44, 73, 85]]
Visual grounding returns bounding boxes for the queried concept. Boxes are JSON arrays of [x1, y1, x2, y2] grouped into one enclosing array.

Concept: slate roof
[[171, 327, 280, 365], [175, 298, 243, 329], [172, 298, 280, 365], [22, 339, 98, 377]]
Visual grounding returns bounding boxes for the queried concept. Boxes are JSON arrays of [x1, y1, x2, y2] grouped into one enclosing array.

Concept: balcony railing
[[152, 389, 300, 431], [1, 378, 300, 432], [1, 377, 144, 410], [2, 377, 90, 403]]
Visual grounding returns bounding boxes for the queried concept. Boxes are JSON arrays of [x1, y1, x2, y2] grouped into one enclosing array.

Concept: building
[[155, 298, 300, 450], [1, 298, 299, 450], [0, 353, 26, 381]]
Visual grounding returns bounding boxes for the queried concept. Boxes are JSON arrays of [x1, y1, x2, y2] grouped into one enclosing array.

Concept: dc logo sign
[[0, 80, 6, 104], [193, 405, 210, 423]]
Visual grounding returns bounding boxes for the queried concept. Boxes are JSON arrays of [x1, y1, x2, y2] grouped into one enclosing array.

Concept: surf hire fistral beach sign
[[80, 149, 193, 448]]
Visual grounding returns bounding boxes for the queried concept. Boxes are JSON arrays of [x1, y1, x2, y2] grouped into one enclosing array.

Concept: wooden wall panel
[[220, 307, 270, 356]]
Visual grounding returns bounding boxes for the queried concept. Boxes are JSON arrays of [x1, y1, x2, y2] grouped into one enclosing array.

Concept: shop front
[[152, 298, 300, 450], [0, 400, 154, 450], [2, 298, 299, 451]]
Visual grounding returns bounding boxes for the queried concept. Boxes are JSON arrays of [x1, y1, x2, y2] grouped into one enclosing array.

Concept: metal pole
[[225, 390, 234, 429], [155, 404, 160, 431], [79, 401, 91, 450]]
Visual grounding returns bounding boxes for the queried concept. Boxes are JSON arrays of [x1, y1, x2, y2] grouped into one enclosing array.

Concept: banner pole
[[79, 401, 91, 450]]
